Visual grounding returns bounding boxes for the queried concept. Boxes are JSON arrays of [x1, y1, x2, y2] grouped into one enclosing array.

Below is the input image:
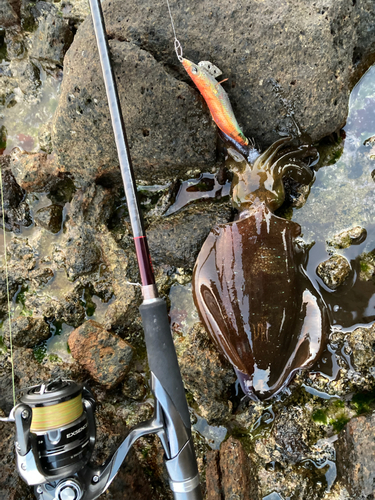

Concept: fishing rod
[[0, 1, 202, 499]]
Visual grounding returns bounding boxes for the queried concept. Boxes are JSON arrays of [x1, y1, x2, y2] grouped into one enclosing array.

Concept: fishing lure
[[181, 59, 249, 147], [178, 50, 329, 399]]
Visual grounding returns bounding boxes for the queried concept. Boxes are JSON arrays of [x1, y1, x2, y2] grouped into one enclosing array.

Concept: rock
[[3, 315, 50, 347], [26, 1, 73, 68], [12, 347, 50, 388], [7, 236, 36, 271], [0, 419, 34, 500], [0, 268, 20, 318], [359, 249, 375, 281], [0, 163, 31, 232], [68, 320, 134, 388], [53, 0, 375, 185], [335, 412, 375, 499], [38, 121, 52, 153], [52, 26, 217, 185], [54, 0, 90, 29], [328, 225, 367, 249], [56, 224, 102, 280], [9, 58, 41, 97], [10, 151, 62, 192], [273, 407, 311, 464], [0, 0, 20, 27], [147, 202, 232, 270], [98, 230, 142, 334], [177, 323, 235, 424], [35, 203, 63, 233], [122, 371, 148, 401], [206, 437, 260, 500], [0, 164, 23, 208], [316, 254, 351, 290], [92, 405, 155, 500], [346, 323, 375, 373]]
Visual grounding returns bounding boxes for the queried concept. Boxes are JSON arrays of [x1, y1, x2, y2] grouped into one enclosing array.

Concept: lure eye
[[192, 66, 198, 74]]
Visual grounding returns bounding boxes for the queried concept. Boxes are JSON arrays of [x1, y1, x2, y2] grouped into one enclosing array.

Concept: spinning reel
[[3, 373, 200, 500]]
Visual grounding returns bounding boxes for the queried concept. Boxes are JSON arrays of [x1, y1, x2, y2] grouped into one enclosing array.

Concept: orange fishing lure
[[182, 58, 249, 147]]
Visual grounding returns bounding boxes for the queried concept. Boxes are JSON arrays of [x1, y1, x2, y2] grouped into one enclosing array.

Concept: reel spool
[[13, 379, 96, 490], [20, 380, 95, 477]]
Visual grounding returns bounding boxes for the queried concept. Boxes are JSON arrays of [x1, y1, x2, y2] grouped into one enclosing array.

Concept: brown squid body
[[193, 204, 329, 400]]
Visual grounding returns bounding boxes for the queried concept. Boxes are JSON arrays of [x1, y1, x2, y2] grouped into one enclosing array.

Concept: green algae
[[312, 409, 328, 425], [350, 391, 375, 415]]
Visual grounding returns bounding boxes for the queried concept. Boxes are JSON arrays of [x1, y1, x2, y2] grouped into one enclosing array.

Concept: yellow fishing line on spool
[[30, 394, 83, 432]]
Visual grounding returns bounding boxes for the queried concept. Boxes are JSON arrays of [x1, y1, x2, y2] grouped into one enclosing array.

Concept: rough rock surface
[[336, 412, 375, 499], [177, 324, 235, 424], [0, 161, 31, 232], [147, 202, 232, 269], [68, 320, 134, 388], [52, 24, 216, 185], [26, 2, 73, 68], [206, 437, 260, 500], [10, 151, 63, 192], [327, 225, 367, 249], [316, 254, 351, 289], [35, 203, 63, 233], [3, 315, 50, 348], [0, 0, 20, 27], [52, 0, 375, 184]]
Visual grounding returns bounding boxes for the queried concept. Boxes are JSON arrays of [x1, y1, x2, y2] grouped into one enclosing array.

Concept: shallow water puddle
[[0, 67, 61, 153]]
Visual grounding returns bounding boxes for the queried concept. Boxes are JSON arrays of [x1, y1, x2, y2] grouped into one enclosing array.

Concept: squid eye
[[192, 66, 198, 74]]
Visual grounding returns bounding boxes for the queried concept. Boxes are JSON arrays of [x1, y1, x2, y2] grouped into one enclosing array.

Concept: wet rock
[[316, 254, 351, 290], [27, 1, 73, 68], [327, 226, 367, 249], [38, 121, 52, 153], [68, 320, 134, 388], [7, 236, 36, 271], [98, 230, 141, 334], [13, 347, 50, 388], [10, 151, 62, 192], [0, 163, 31, 232], [92, 404, 155, 500], [28, 267, 54, 288], [335, 412, 375, 499], [4, 27, 25, 60], [10, 58, 41, 97], [346, 323, 375, 373], [3, 315, 50, 347], [53, 0, 375, 185], [0, 73, 17, 108], [206, 437, 260, 500], [56, 0, 90, 29], [0, 418, 34, 500], [0, 0, 20, 27], [0, 269, 20, 318], [177, 323, 235, 424], [32, 286, 86, 328], [35, 203, 63, 233], [56, 224, 102, 280], [359, 249, 375, 281], [0, 164, 23, 208], [147, 202, 232, 270], [122, 371, 148, 401], [273, 406, 311, 464]]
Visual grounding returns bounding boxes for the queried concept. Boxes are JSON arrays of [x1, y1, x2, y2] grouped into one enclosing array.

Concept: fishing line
[[165, 0, 183, 61], [0, 168, 16, 407]]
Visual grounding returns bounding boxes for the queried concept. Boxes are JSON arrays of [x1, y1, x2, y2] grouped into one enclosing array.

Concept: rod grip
[[139, 299, 191, 431]]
